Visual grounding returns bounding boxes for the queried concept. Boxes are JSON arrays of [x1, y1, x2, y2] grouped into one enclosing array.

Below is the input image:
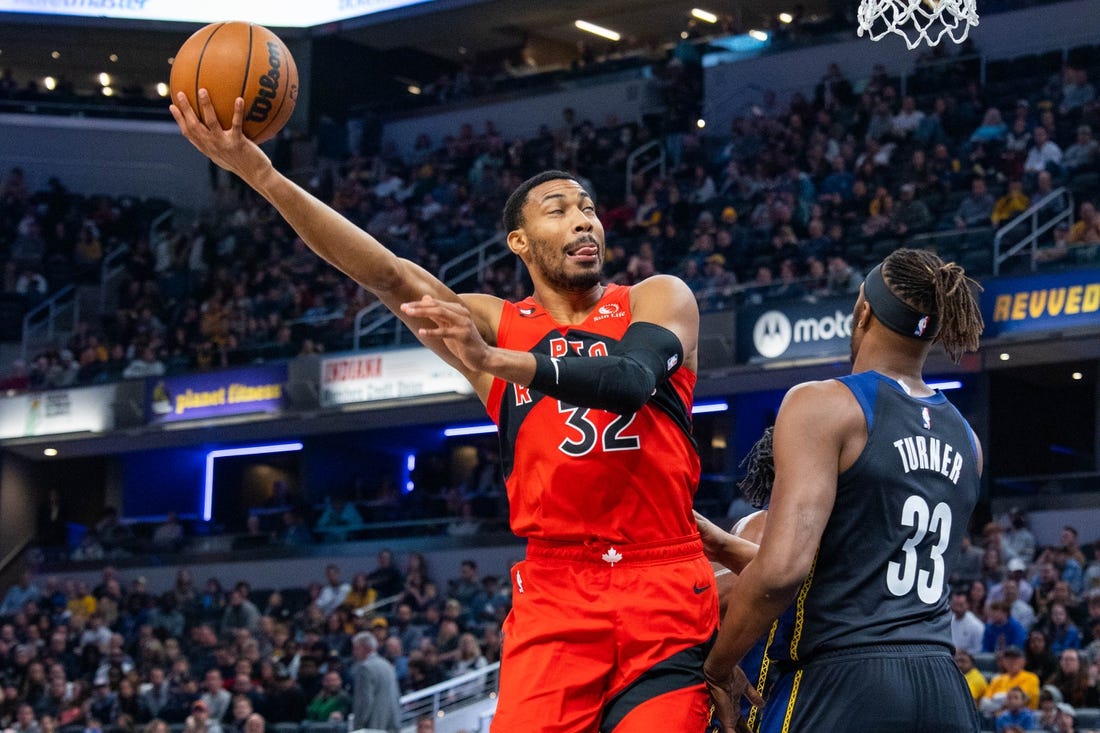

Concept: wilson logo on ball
[[247, 42, 288, 123]]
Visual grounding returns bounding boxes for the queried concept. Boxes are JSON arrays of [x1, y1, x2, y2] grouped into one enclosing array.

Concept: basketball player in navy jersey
[[703, 248, 985, 733], [171, 92, 758, 732]]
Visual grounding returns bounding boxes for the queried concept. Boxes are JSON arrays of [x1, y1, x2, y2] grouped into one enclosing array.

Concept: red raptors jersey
[[486, 284, 701, 544]]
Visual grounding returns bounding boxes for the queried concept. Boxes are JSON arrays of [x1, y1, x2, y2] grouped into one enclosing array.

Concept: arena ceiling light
[[203, 442, 303, 521], [691, 8, 719, 23], [575, 20, 622, 42]]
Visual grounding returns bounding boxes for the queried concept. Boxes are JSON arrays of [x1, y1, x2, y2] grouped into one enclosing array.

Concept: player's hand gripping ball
[[169, 21, 298, 143]]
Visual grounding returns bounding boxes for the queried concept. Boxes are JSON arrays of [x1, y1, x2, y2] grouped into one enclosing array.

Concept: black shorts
[[758, 644, 979, 733]]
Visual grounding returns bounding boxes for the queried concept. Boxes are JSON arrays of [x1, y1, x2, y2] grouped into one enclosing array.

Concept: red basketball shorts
[[491, 534, 718, 733]]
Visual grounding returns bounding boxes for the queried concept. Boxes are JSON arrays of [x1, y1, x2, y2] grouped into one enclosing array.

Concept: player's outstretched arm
[[169, 91, 497, 394]]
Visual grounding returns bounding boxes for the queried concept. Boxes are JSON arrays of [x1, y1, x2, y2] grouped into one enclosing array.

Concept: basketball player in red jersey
[[171, 92, 758, 732]]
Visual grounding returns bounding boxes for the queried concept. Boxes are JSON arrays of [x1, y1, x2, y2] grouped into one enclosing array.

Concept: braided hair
[[881, 248, 984, 363], [737, 426, 775, 509]]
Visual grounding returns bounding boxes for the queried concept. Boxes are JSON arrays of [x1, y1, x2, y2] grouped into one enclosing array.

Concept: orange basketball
[[169, 21, 298, 144]]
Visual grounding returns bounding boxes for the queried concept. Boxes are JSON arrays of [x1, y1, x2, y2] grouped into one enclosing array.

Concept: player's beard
[[528, 236, 603, 292]]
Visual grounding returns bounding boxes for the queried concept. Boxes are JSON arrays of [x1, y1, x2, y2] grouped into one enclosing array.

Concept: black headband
[[863, 263, 937, 340]]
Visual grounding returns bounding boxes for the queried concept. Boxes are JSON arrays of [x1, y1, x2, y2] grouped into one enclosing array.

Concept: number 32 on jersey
[[887, 494, 953, 605]]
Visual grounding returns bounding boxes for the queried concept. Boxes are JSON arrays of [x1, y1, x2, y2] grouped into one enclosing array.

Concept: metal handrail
[[352, 232, 509, 349], [625, 140, 665, 199], [21, 284, 78, 361], [992, 187, 1075, 275], [397, 662, 501, 729], [99, 240, 133, 312]]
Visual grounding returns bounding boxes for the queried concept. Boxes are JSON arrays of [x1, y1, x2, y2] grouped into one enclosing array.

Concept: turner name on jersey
[[892, 435, 964, 485]]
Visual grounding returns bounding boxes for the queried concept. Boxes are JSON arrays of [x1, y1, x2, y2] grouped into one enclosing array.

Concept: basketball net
[[857, 0, 979, 49]]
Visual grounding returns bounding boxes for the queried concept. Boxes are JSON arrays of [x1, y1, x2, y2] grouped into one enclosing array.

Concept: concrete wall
[[0, 113, 213, 210], [0, 454, 36, 587]]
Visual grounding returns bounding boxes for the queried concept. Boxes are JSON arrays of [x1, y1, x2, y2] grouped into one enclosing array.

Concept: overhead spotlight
[[98, 72, 111, 86], [680, 31, 689, 39], [691, 8, 719, 23], [999, 352, 1010, 361], [155, 82, 169, 97], [696, 118, 707, 128], [109, 53, 119, 62], [43, 448, 58, 457], [51, 50, 60, 59], [575, 19, 621, 41], [407, 85, 422, 95], [1072, 371, 1083, 380], [748, 29, 769, 41], [778, 12, 794, 23], [167, 56, 176, 66], [101, 87, 114, 96], [43, 76, 57, 91]]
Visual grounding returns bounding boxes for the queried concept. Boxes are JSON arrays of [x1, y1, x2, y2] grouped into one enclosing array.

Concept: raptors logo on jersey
[[485, 284, 700, 544]]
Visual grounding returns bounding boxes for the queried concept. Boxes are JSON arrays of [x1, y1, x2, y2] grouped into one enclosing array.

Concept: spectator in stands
[[315, 565, 351, 617], [315, 497, 363, 544], [995, 687, 1036, 732], [1058, 66, 1095, 117], [220, 588, 261, 639], [1039, 603, 1082, 655], [1038, 685, 1063, 729], [343, 574, 376, 614], [1023, 126, 1064, 183], [122, 347, 166, 380], [1045, 648, 1099, 708], [185, 699, 222, 733], [955, 648, 987, 704], [305, 669, 350, 723], [1063, 125, 1098, 175], [366, 550, 403, 600], [260, 665, 306, 724], [951, 589, 985, 656], [992, 180, 1030, 226], [279, 510, 312, 547], [1025, 629, 1058, 683], [984, 600, 1028, 653], [350, 632, 400, 733], [891, 182, 933, 237], [151, 513, 185, 552], [1053, 702, 1077, 733], [954, 176, 995, 229], [0, 572, 39, 619], [982, 646, 1040, 713], [1067, 201, 1100, 245], [1034, 221, 1074, 266]]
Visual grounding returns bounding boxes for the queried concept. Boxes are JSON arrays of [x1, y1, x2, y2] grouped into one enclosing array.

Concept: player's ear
[[506, 229, 528, 257], [855, 299, 872, 331]]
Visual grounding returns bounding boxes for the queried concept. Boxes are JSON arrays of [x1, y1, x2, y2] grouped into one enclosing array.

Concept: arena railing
[[992, 186, 1075, 275], [352, 232, 508, 349], [21, 283, 78, 362], [395, 662, 500, 732]]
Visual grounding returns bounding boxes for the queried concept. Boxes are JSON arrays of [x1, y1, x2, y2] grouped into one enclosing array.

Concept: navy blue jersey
[[774, 371, 980, 663]]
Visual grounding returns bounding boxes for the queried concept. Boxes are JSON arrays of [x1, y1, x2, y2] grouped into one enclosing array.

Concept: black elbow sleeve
[[529, 322, 683, 414]]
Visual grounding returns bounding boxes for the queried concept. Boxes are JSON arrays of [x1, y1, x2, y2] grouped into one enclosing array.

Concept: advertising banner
[[0, 384, 117, 439], [736, 296, 856, 363], [320, 348, 473, 407], [145, 364, 287, 424], [980, 269, 1100, 339]]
